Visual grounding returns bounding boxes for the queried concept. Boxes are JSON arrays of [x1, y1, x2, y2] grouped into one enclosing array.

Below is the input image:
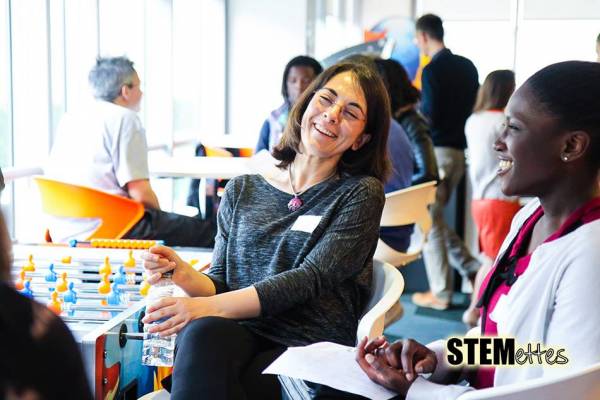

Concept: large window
[[419, 0, 600, 84], [0, 0, 13, 233], [0, 0, 11, 169], [2, 0, 226, 240]]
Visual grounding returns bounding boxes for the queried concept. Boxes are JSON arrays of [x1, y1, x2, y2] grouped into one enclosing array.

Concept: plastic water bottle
[[142, 272, 176, 367]]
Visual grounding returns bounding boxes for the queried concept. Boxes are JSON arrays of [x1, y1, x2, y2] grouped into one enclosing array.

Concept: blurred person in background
[[374, 58, 439, 185], [412, 14, 481, 310], [463, 69, 520, 327], [256, 55, 323, 153]]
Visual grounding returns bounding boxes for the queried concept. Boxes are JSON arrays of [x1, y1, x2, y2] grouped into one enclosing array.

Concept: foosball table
[[10, 240, 212, 400]]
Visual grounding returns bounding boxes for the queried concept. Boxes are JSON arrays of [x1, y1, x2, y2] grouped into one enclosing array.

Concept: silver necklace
[[287, 165, 336, 212]]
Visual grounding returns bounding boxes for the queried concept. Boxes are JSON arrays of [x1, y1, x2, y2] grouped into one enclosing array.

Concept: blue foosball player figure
[[45, 263, 57, 282], [63, 282, 78, 304], [107, 282, 122, 306], [20, 280, 34, 299], [114, 265, 128, 285]]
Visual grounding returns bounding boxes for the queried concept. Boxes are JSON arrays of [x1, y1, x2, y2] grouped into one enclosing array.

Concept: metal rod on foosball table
[[28, 290, 143, 302], [28, 281, 143, 292], [63, 315, 112, 323], [67, 304, 130, 312], [13, 270, 145, 282], [120, 332, 146, 340], [11, 262, 146, 274]]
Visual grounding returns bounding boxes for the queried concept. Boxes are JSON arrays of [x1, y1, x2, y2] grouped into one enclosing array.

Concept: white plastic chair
[[457, 362, 600, 399], [356, 259, 405, 341], [375, 181, 437, 267]]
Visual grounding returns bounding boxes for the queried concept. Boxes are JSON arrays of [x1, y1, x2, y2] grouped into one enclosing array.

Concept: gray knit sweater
[[205, 173, 385, 346]]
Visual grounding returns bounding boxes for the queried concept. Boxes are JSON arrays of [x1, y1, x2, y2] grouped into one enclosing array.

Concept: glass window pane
[[0, 0, 12, 235], [64, 0, 99, 113], [0, 0, 12, 168], [11, 0, 50, 165], [145, 0, 173, 147], [49, 0, 66, 144], [11, 0, 50, 241]]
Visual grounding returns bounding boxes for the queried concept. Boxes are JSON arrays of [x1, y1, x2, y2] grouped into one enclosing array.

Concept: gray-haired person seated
[[45, 56, 215, 247]]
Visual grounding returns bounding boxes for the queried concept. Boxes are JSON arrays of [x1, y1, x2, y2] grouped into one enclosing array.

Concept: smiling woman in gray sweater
[[141, 61, 392, 399]]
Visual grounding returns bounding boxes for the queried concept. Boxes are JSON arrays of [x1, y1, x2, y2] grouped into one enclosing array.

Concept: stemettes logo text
[[446, 337, 569, 367]]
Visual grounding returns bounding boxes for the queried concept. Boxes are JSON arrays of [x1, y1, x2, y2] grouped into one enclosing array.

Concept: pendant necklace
[[287, 164, 336, 212]]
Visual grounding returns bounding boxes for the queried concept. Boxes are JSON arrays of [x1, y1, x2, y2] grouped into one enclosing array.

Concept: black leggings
[[170, 316, 286, 400], [124, 208, 216, 248]]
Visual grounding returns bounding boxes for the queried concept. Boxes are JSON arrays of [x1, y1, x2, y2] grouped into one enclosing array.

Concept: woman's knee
[[176, 316, 234, 350]]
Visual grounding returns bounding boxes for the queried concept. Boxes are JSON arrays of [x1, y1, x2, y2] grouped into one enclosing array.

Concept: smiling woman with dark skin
[[357, 61, 600, 399]]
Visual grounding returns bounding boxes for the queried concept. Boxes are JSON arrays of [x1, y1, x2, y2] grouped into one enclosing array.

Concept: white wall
[[359, 0, 412, 29], [227, 0, 307, 143]]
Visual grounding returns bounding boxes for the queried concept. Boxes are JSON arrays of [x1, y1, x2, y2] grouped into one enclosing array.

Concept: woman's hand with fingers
[[384, 338, 437, 381], [356, 336, 413, 397], [142, 296, 220, 337], [141, 245, 194, 286]]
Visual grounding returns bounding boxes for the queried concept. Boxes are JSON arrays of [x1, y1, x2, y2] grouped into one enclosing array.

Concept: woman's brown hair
[[272, 61, 391, 182], [473, 69, 515, 113]]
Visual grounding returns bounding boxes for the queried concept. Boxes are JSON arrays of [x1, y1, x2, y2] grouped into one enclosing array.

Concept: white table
[[149, 156, 253, 179]]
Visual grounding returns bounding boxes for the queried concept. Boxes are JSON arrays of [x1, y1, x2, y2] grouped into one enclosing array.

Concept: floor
[[384, 292, 470, 345]]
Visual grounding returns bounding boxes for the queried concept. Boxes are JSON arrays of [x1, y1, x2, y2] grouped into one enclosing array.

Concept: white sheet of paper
[[263, 342, 397, 400], [291, 215, 322, 233]]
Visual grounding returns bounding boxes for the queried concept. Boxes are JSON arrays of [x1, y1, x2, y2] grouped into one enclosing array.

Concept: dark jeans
[[169, 317, 285, 400], [124, 208, 216, 248]]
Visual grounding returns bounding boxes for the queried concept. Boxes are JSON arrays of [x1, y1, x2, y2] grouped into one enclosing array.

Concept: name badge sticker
[[291, 215, 322, 233]]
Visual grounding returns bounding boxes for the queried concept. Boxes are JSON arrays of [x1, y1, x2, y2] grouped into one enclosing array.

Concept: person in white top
[[462, 70, 520, 326], [356, 61, 600, 399], [46, 57, 215, 247]]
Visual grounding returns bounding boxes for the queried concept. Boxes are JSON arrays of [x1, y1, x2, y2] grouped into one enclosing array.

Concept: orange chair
[[204, 146, 233, 157], [35, 176, 145, 240], [237, 147, 254, 158], [203, 145, 253, 158]]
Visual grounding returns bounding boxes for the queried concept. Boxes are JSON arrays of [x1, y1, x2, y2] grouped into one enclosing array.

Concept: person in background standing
[[412, 14, 481, 310], [463, 69, 520, 327]]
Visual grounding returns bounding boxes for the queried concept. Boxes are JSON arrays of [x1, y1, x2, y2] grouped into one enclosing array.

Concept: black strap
[[477, 202, 598, 334], [476, 230, 522, 334]]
